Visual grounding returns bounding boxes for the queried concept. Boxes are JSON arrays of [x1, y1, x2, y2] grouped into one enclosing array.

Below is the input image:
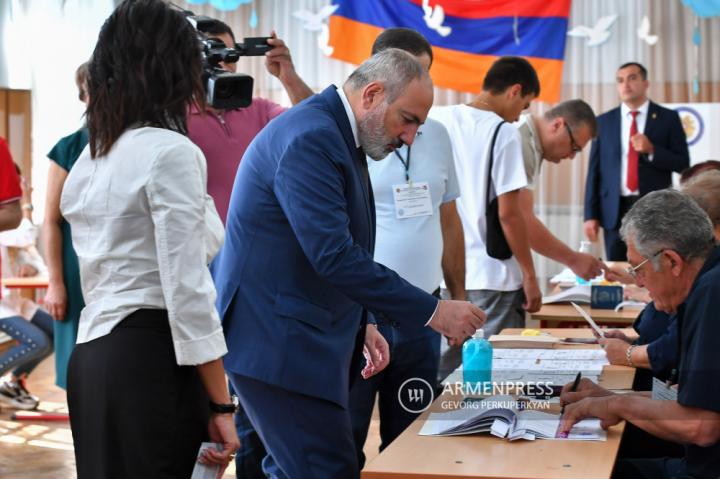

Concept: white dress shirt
[[336, 86, 360, 147], [60, 127, 227, 366], [620, 100, 650, 196]]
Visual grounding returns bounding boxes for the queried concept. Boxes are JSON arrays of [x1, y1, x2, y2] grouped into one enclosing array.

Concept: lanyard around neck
[[394, 145, 412, 183]]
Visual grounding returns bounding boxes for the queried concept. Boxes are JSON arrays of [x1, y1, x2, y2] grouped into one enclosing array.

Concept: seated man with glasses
[[516, 99, 606, 281], [601, 169, 720, 387], [559, 189, 720, 479]]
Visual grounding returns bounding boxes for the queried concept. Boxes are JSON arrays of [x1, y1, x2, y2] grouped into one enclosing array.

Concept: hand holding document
[[192, 443, 222, 479], [570, 302, 605, 338]]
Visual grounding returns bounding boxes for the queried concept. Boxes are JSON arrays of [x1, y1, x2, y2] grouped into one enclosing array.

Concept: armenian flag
[[328, 0, 571, 103]]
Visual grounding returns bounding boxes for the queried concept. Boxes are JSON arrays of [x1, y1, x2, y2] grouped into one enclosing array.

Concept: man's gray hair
[[345, 48, 428, 104], [544, 99, 597, 137], [620, 189, 715, 269]]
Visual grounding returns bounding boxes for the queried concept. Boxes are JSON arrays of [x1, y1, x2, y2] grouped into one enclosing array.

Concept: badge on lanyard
[[651, 377, 678, 401], [392, 146, 433, 219]]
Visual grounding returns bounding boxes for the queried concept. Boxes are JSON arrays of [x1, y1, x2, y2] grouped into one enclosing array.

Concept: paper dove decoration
[[422, 0, 452, 37], [637, 16, 659, 45], [567, 15, 618, 47], [318, 24, 333, 57], [292, 5, 339, 32]]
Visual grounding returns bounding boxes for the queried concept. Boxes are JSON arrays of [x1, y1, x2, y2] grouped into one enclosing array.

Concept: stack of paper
[[488, 334, 599, 349], [419, 395, 606, 441], [488, 334, 563, 349], [493, 349, 606, 384], [542, 284, 591, 304], [442, 349, 608, 387]]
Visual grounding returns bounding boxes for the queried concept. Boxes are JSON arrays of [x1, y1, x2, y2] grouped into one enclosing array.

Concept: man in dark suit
[[211, 49, 486, 479], [583, 62, 689, 260]]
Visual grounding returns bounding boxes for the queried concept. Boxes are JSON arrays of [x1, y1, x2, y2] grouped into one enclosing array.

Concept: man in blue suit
[[211, 49, 486, 479], [583, 62, 689, 260]]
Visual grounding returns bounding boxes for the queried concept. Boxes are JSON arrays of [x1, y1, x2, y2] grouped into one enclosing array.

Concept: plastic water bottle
[[462, 329, 493, 396], [576, 241, 593, 285]]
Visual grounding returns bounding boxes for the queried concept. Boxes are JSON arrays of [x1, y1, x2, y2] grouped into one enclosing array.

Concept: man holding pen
[[559, 190, 720, 478]]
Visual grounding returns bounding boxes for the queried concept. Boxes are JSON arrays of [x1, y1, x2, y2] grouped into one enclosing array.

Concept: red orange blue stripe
[[328, 0, 571, 103]]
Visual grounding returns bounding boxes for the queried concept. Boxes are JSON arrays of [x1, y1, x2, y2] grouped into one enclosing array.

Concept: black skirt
[[67, 309, 210, 478]]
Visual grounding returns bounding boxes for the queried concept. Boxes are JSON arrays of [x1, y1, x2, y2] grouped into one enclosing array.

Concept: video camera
[[186, 14, 272, 110]]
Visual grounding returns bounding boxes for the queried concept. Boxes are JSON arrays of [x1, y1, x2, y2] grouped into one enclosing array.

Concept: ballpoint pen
[[560, 371, 583, 417]]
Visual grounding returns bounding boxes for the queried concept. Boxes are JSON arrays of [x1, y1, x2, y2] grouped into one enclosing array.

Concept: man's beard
[[358, 102, 402, 161]]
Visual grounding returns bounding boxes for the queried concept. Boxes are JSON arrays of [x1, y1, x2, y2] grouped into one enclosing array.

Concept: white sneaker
[[0, 377, 39, 411]]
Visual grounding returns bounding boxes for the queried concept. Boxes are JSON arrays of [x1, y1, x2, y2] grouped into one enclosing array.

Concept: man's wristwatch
[[209, 395, 239, 414]]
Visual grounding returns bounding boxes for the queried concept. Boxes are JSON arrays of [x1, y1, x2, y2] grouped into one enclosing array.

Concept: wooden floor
[[0, 354, 382, 478]]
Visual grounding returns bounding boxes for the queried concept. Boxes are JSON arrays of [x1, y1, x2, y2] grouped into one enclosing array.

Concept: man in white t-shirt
[[431, 56, 542, 336], [517, 100, 605, 280]]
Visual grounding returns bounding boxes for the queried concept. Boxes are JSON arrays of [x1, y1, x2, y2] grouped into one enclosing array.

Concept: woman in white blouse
[[59, 1, 239, 476]]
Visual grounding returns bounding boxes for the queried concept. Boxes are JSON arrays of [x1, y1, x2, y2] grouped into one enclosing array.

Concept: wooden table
[[532, 303, 641, 329], [1, 276, 49, 301], [361, 328, 636, 479]]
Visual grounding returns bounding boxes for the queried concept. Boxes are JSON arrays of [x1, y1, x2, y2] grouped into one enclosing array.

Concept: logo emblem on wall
[[674, 106, 704, 146]]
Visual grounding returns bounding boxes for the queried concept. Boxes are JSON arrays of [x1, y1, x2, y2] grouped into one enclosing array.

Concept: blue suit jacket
[[211, 86, 438, 407], [584, 101, 689, 229]]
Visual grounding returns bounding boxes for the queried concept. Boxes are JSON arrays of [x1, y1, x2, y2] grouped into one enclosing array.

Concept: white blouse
[[60, 127, 227, 365]]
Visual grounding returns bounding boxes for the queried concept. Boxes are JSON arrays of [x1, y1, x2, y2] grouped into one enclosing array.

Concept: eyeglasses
[[564, 122, 582, 154], [625, 250, 664, 279]]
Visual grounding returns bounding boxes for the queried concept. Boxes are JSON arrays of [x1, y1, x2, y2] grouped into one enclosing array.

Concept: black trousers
[[604, 196, 639, 261], [68, 309, 209, 479], [613, 457, 688, 478]]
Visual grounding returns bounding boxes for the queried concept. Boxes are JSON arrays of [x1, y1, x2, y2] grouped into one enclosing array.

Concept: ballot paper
[[191, 442, 222, 479], [491, 348, 607, 384], [492, 349, 608, 361], [571, 302, 606, 338]]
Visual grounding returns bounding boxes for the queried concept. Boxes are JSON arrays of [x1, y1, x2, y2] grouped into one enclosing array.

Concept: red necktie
[[627, 111, 639, 192]]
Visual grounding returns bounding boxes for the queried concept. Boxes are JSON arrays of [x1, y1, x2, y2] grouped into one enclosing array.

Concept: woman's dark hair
[[87, 0, 205, 157]]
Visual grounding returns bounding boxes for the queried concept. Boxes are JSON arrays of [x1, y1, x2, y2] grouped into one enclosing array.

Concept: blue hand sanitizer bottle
[[462, 329, 493, 396], [576, 241, 593, 285]]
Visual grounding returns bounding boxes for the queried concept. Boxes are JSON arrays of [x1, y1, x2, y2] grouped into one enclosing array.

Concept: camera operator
[[188, 19, 314, 223]]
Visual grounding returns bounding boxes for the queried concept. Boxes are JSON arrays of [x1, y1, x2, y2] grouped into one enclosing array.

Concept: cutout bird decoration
[[292, 5, 339, 32], [637, 16, 659, 45], [422, 0, 452, 37], [567, 14, 618, 47]]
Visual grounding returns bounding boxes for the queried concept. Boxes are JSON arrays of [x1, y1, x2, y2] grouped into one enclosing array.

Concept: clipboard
[[570, 302, 605, 338]]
